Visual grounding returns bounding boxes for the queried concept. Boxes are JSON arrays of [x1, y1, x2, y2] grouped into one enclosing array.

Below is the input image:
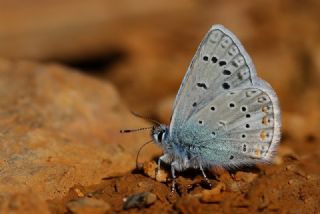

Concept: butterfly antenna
[[136, 139, 153, 169], [120, 126, 153, 133], [130, 111, 161, 126]]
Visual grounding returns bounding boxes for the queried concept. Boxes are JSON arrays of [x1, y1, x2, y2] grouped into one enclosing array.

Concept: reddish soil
[[49, 135, 320, 213], [0, 0, 319, 213]]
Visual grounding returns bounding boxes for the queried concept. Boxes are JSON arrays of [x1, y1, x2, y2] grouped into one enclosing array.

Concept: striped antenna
[[120, 126, 153, 133]]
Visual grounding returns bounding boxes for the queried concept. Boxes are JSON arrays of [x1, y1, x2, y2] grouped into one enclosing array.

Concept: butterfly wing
[[171, 25, 257, 136], [169, 25, 281, 167], [181, 85, 281, 167]]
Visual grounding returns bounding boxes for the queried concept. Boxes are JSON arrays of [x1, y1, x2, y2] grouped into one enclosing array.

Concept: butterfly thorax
[[152, 124, 201, 171]]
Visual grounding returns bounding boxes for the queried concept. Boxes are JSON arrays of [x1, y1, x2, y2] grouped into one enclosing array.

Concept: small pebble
[[217, 173, 240, 192], [288, 179, 299, 185], [74, 188, 84, 197], [286, 164, 306, 177], [234, 171, 258, 183], [306, 174, 318, 181], [231, 197, 250, 208], [199, 182, 225, 203], [274, 145, 299, 165], [143, 161, 168, 182], [123, 192, 157, 210], [67, 197, 111, 214], [257, 194, 269, 210], [200, 193, 223, 203]]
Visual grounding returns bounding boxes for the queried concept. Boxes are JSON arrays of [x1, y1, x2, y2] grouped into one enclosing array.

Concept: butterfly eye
[[158, 131, 164, 142], [158, 130, 165, 143]]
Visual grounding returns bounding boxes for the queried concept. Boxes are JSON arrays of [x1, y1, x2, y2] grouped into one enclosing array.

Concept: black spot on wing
[[197, 82, 208, 89]]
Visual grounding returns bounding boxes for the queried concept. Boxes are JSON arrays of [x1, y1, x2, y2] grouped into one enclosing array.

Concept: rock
[[286, 165, 307, 178], [174, 196, 202, 213], [215, 170, 258, 193], [199, 182, 225, 203], [67, 197, 111, 214], [0, 192, 50, 214], [232, 171, 259, 192], [234, 171, 258, 184], [215, 171, 238, 192], [200, 193, 223, 204], [231, 196, 251, 208], [74, 188, 85, 197], [123, 192, 157, 210], [143, 161, 169, 182], [0, 59, 161, 199]]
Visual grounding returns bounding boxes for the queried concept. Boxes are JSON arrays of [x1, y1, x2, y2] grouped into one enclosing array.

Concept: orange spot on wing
[[262, 116, 269, 125], [260, 130, 267, 140], [262, 106, 270, 113], [255, 149, 261, 157]]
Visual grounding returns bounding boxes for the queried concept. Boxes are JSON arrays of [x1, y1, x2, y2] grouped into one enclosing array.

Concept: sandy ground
[[0, 0, 319, 213]]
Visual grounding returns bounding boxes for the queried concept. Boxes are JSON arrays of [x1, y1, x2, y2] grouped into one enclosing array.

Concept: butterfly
[[151, 25, 281, 191]]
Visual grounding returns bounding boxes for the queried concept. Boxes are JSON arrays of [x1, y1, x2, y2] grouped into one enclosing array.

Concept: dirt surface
[[0, 0, 319, 213], [47, 140, 320, 213], [0, 59, 160, 200]]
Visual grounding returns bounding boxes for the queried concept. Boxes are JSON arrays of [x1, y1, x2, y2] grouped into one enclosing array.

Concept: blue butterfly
[[151, 25, 281, 191]]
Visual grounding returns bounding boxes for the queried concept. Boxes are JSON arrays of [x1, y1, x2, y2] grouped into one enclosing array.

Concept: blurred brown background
[[1, 0, 320, 124], [1, 0, 320, 114], [0, 0, 319, 213]]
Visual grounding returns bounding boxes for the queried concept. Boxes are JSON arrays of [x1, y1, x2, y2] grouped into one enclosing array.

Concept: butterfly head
[[152, 124, 169, 146]]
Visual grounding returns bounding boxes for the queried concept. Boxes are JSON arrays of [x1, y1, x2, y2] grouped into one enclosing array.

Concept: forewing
[[170, 25, 257, 136]]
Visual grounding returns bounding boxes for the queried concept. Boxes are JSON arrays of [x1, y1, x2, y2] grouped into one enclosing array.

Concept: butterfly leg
[[157, 154, 171, 178], [157, 158, 162, 178], [199, 163, 212, 188], [170, 162, 177, 192]]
